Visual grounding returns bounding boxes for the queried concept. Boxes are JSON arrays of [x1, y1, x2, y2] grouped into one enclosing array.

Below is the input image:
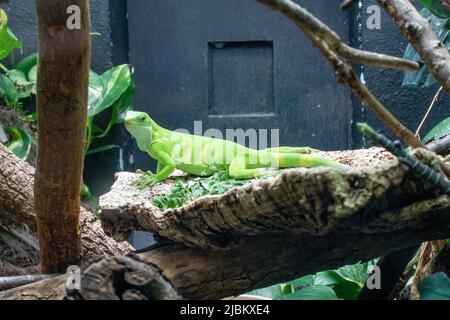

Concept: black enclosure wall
[[2, 0, 447, 197]]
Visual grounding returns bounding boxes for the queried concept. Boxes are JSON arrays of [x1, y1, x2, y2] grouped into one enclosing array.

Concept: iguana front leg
[[136, 148, 176, 188]]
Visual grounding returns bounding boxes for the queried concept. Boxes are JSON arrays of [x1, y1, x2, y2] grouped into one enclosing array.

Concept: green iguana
[[124, 111, 348, 186]]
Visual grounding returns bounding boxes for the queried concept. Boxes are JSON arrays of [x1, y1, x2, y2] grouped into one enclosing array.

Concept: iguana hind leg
[[229, 157, 276, 179]]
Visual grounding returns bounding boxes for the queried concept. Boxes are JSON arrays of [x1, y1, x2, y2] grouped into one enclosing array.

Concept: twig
[[377, 0, 450, 97], [256, 0, 418, 71], [358, 123, 450, 194], [341, 0, 359, 10], [255, 0, 450, 178], [0, 274, 60, 292], [415, 86, 443, 139]]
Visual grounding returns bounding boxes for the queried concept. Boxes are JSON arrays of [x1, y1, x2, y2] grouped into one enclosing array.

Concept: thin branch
[[340, 44, 419, 71], [377, 0, 450, 97], [256, 0, 419, 71], [416, 86, 443, 139], [341, 0, 359, 10], [255, 0, 450, 178]]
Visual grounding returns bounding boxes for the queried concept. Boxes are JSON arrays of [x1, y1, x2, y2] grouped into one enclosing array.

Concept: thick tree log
[[3, 148, 450, 299], [0, 143, 132, 276], [101, 148, 450, 250], [34, 0, 91, 273]]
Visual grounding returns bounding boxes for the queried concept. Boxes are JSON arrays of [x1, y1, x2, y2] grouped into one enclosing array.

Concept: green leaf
[[420, 0, 450, 19], [112, 78, 135, 124], [335, 263, 369, 285], [423, 117, 450, 142], [418, 273, 450, 300], [88, 64, 131, 117], [86, 144, 119, 156], [285, 275, 314, 288], [88, 70, 103, 106], [28, 64, 37, 83], [281, 286, 340, 300], [25, 112, 37, 123], [3, 126, 31, 160], [246, 285, 283, 300], [6, 69, 34, 98], [0, 9, 22, 61], [0, 73, 19, 107], [15, 53, 38, 76]]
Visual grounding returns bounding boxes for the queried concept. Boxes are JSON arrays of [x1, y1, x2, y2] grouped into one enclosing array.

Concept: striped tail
[[251, 151, 349, 171]]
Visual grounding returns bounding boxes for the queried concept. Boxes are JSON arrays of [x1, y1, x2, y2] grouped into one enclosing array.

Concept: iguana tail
[[252, 151, 349, 171]]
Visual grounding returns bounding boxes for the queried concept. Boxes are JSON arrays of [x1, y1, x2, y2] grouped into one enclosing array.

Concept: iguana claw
[[134, 171, 159, 189]]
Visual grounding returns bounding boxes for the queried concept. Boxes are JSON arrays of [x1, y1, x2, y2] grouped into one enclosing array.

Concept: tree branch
[[377, 0, 450, 97], [256, 0, 419, 71], [0, 143, 133, 272], [34, 0, 91, 273], [255, 0, 450, 178]]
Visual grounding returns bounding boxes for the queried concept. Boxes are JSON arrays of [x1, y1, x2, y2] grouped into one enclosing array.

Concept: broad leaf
[[15, 52, 38, 76], [0, 73, 19, 107], [423, 117, 450, 142], [281, 286, 340, 300], [420, 0, 450, 19], [88, 70, 103, 106], [6, 69, 34, 98], [3, 126, 31, 160], [88, 64, 131, 117], [246, 285, 283, 300], [0, 9, 22, 61], [418, 272, 450, 300], [28, 64, 37, 83]]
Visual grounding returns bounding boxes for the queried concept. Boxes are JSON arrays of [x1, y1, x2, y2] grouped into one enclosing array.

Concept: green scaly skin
[[124, 111, 348, 186]]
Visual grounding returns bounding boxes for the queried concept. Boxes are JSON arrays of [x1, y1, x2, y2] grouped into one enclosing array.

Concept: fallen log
[[0, 143, 133, 276], [2, 148, 450, 299]]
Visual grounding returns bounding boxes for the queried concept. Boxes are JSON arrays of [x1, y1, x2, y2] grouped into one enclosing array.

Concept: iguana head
[[124, 111, 153, 151]]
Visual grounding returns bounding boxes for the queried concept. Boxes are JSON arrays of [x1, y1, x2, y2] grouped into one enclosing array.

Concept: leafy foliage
[[420, 0, 450, 18], [418, 272, 450, 300], [153, 172, 247, 210], [85, 64, 134, 156], [423, 117, 450, 142], [248, 260, 377, 300], [0, 9, 21, 62]]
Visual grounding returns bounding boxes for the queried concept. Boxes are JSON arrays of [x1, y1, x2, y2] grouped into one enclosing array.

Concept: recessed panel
[[208, 41, 274, 117]]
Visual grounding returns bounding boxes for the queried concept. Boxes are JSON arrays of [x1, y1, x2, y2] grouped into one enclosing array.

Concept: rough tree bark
[[0, 143, 132, 273], [377, 0, 450, 97], [34, 0, 91, 273], [2, 149, 450, 299]]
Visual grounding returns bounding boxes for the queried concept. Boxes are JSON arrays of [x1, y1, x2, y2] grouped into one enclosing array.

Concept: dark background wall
[[1, 0, 115, 71]]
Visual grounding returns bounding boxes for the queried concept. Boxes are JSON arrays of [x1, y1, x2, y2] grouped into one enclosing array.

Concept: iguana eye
[[139, 115, 146, 121]]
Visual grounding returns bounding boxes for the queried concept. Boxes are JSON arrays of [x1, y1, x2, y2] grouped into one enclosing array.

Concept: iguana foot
[[134, 171, 159, 189]]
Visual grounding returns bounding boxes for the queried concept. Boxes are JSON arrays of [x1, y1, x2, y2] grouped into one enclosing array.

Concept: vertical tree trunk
[[34, 0, 91, 273]]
